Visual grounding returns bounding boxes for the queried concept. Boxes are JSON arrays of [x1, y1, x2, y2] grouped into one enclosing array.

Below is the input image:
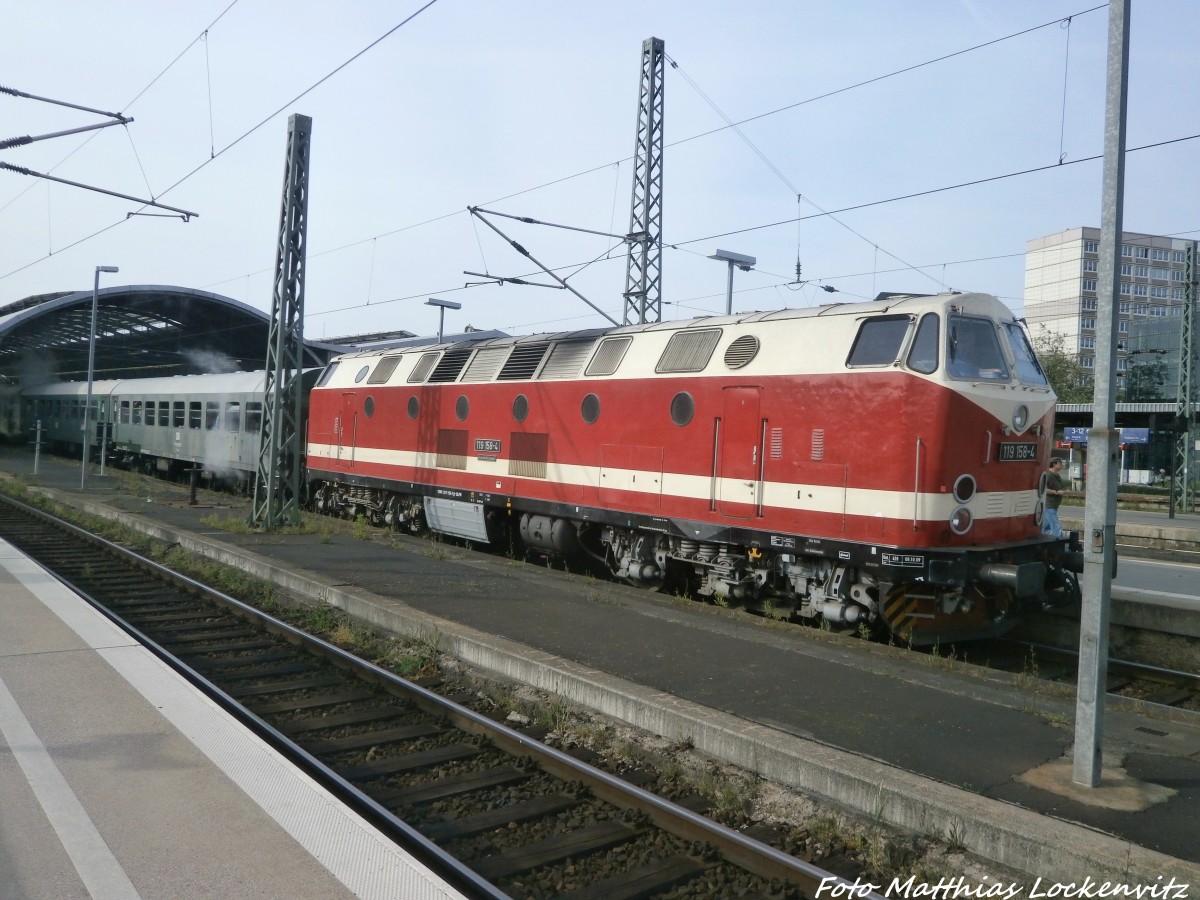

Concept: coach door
[[717, 387, 762, 517], [336, 392, 357, 468]]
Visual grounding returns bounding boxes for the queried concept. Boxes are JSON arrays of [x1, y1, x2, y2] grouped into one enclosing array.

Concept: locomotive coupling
[[976, 561, 1046, 597]]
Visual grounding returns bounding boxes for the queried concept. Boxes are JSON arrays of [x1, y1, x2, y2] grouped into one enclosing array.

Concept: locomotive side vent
[[585, 336, 633, 376], [367, 355, 402, 384], [656, 328, 722, 374], [770, 427, 783, 459], [723, 334, 760, 369], [811, 428, 825, 460], [436, 428, 468, 469], [428, 347, 474, 383], [498, 342, 551, 380], [407, 352, 440, 383], [539, 340, 598, 380], [461, 347, 509, 382], [508, 431, 549, 478]]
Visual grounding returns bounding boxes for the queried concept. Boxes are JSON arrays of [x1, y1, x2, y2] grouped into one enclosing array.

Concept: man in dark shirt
[[1042, 457, 1066, 538]]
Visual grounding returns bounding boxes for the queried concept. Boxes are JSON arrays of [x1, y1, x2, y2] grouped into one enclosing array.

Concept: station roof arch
[[0, 285, 343, 386]]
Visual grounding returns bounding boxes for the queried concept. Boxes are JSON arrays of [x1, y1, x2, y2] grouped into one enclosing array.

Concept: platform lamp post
[[426, 297, 461, 343], [707, 249, 755, 315], [81, 265, 118, 490]]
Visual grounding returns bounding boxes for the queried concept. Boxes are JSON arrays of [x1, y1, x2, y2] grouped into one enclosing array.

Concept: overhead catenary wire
[[1, 2, 1108, 287]]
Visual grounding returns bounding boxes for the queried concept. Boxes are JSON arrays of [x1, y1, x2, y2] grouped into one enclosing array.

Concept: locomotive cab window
[[947, 315, 1010, 381], [316, 362, 339, 387], [846, 316, 911, 367], [906, 313, 940, 374], [1003, 323, 1049, 386]]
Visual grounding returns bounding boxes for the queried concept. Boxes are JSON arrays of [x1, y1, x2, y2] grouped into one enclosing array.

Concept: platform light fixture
[[708, 249, 756, 315], [425, 297, 462, 343], [82, 265, 119, 490]]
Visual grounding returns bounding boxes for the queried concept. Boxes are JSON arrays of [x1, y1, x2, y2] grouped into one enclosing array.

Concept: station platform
[[0, 536, 463, 899], [3, 448, 1199, 886]]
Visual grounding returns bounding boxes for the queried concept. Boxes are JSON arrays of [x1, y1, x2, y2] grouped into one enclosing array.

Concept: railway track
[[984, 638, 1200, 713], [0, 493, 863, 900]]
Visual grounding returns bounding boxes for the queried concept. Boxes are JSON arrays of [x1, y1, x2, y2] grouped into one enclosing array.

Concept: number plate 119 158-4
[[998, 442, 1038, 462]]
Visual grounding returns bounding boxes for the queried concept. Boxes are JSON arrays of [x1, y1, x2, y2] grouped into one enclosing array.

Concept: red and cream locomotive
[[305, 291, 1075, 644]]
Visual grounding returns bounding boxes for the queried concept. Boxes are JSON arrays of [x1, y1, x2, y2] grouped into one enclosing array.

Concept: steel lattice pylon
[[1172, 241, 1196, 514], [623, 36, 664, 326], [251, 113, 311, 528]]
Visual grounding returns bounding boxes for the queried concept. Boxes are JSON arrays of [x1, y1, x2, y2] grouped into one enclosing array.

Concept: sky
[[2, 1, 1197, 344]]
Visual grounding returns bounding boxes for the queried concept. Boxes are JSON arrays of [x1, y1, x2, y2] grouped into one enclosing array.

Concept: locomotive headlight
[[949, 506, 973, 535], [1012, 404, 1029, 432], [953, 474, 976, 504]]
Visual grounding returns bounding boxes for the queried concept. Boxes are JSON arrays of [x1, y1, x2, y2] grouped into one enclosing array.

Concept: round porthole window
[[581, 393, 601, 424], [407, 396, 419, 419], [354, 365, 370, 384], [670, 392, 694, 426], [513, 394, 529, 423], [456, 395, 469, 421], [364, 396, 375, 418]]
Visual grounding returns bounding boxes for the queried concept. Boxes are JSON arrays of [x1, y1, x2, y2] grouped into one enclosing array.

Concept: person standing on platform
[[1043, 457, 1066, 539]]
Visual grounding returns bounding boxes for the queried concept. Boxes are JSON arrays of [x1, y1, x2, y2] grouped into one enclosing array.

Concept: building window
[[1080, 316, 1095, 330], [1121, 244, 1133, 257], [1082, 259, 1098, 272], [1134, 285, 1148, 297], [1120, 263, 1132, 276], [1119, 283, 1132, 296], [1152, 248, 1169, 261], [1080, 336, 1095, 349], [1081, 297, 1097, 310], [1084, 239, 1099, 253], [1134, 303, 1149, 314], [1119, 320, 1129, 333], [1151, 267, 1168, 280], [1117, 358, 1127, 372], [1135, 265, 1149, 277], [1120, 301, 1130, 313], [1171, 250, 1185, 263], [1151, 286, 1168, 298], [1172, 269, 1186, 281], [1081, 356, 1095, 369], [1172, 287, 1185, 300], [1135, 246, 1149, 259], [1171, 305, 1182, 315], [1081, 280, 1097, 293], [1150, 306, 1167, 317]]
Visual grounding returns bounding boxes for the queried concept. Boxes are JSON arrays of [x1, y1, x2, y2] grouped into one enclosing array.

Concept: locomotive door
[[717, 387, 762, 518], [336, 392, 357, 469]]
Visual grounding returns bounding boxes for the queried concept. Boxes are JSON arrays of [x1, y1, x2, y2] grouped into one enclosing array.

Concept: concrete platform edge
[[38, 490, 1200, 885]]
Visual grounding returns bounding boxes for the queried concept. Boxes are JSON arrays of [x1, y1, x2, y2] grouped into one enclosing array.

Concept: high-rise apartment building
[[1024, 226, 1195, 400]]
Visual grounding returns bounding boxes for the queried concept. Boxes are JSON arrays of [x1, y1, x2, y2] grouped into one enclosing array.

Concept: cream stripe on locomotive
[[307, 442, 1037, 523]]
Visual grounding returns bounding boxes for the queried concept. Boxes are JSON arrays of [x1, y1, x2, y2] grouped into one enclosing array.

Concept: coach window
[[159, 401, 170, 426], [145, 401, 156, 426], [132, 400, 143, 425], [906, 314, 939, 374], [120, 401, 130, 424], [173, 401, 185, 427], [189, 402, 202, 429], [846, 316, 911, 367], [205, 402, 220, 430], [225, 402, 241, 432], [245, 402, 262, 433]]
